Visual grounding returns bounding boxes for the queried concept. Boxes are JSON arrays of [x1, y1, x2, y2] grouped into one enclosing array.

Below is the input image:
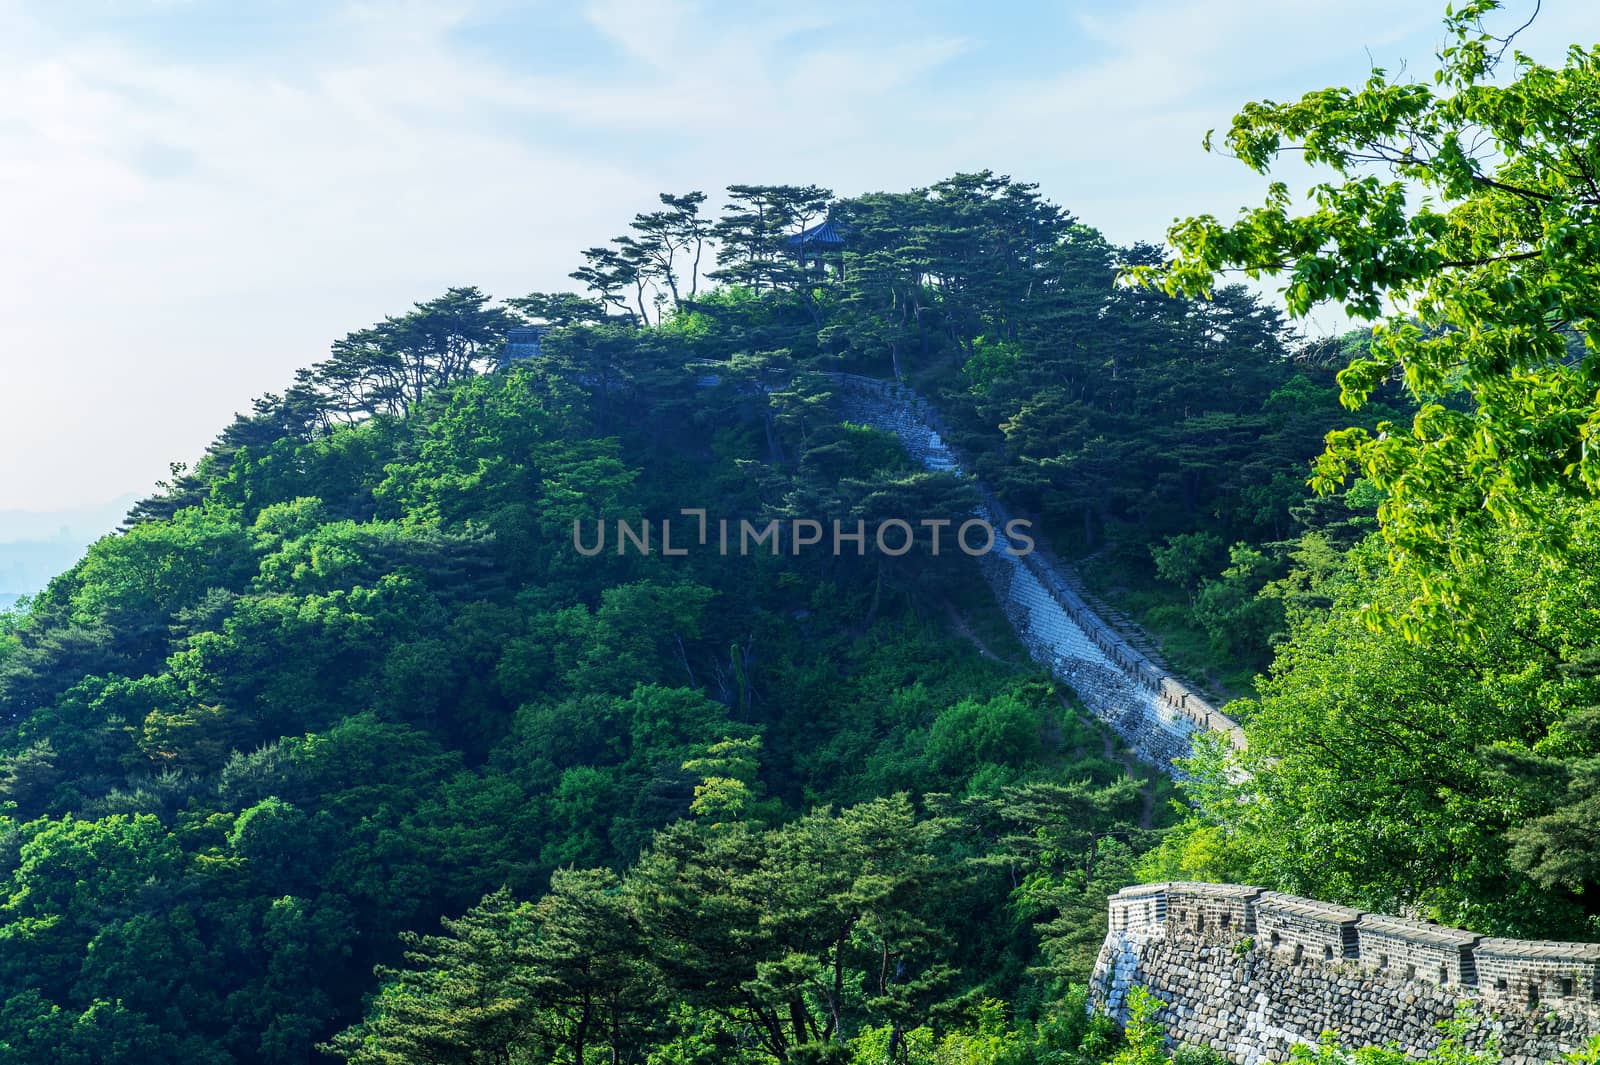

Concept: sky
[[0, 0, 1590, 520]]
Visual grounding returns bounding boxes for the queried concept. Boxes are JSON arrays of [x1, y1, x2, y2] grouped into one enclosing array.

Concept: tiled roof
[[784, 220, 849, 247]]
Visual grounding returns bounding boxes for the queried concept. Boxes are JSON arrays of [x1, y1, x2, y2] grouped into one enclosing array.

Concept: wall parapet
[[1093, 883, 1600, 1064], [1101, 882, 1600, 1003], [1256, 891, 1362, 963], [1475, 938, 1600, 1009], [1356, 913, 1480, 987]]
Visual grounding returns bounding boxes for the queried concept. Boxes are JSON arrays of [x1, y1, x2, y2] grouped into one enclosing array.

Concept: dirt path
[[941, 598, 1018, 669]]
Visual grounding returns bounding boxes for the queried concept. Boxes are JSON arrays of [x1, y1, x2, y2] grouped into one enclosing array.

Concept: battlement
[[501, 325, 546, 367], [1095, 885, 1600, 1064], [1164, 883, 1261, 939], [1104, 882, 1598, 1002], [1356, 913, 1480, 986], [1474, 938, 1600, 1007], [1255, 891, 1362, 963], [1109, 884, 1168, 932]]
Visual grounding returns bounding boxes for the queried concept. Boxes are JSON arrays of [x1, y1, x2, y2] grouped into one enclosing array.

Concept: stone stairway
[[828, 373, 1245, 777]]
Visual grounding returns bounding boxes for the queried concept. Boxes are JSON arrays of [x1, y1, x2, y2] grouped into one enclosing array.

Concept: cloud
[[0, 0, 1578, 510], [0, 1, 658, 510]]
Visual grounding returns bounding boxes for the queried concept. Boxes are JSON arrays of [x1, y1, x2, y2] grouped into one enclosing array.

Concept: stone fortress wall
[[1093, 882, 1600, 1065], [827, 373, 1244, 774]]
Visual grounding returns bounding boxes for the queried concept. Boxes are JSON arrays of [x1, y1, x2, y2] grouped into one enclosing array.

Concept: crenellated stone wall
[[1091, 883, 1600, 1065], [827, 374, 1244, 775]]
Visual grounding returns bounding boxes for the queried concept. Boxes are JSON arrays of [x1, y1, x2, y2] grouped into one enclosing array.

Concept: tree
[[572, 245, 645, 325], [1137, 1, 1600, 628], [526, 868, 659, 1065], [505, 291, 607, 328], [0, 740, 61, 819], [1150, 533, 1224, 595], [629, 797, 959, 1063], [711, 185, 833, 296], [322, 287, 514, 418], [1180, 510, 1600, 937], [1501, 702, 1600, 893], [662, 192, 713, 301], [0, 814, 185, 1004], [680, 736, 764, 822], [227, 796, 313, 886], [625, 820, 784, 1056], [1190, 543, 1283, 667], [322, 887, 538, 1065], [628, 191, 713, 308]]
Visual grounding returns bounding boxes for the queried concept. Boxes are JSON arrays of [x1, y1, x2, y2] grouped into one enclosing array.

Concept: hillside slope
[[0, 176, 1365, 1063]]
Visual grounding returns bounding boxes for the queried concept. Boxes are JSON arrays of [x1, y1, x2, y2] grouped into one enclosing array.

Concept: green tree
[[322, 887, 537, 1065], [527, 868, 659, 1065], [1139, 1, 1600, 627], [1182, 514, 1600, 935]]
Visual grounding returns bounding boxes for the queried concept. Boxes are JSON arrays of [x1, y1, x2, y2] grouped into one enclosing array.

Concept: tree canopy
[[1137, 0, 1600, 632]]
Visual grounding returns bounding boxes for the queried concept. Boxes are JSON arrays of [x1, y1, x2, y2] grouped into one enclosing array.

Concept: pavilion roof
[[784, 220, 849, 248]]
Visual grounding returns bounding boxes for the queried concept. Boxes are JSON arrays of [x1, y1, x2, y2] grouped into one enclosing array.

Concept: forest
[[1, 3, 1598, 1062]]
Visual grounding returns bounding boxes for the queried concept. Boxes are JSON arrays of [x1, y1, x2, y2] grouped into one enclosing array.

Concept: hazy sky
[[0, 0, 1587, 513]]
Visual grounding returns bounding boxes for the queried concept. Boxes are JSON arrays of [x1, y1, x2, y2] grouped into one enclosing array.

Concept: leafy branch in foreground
[[1133, 0, 1600, 634]]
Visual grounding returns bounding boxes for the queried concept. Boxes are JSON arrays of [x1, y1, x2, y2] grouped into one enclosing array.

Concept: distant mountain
[[0, 495, 136, 543], [0, 494, 136, 601]]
